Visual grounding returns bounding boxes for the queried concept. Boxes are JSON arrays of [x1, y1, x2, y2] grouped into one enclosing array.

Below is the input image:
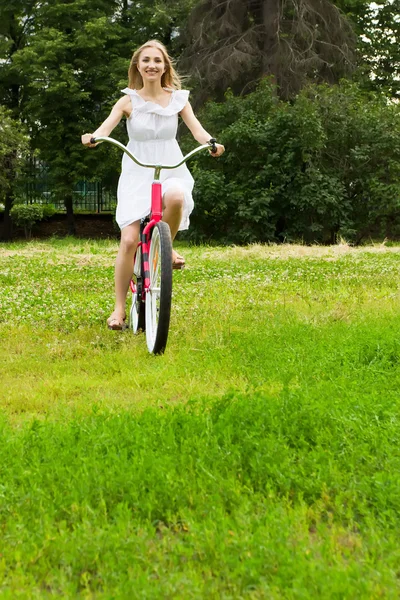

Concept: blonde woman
[[82, 40, 225, 330]]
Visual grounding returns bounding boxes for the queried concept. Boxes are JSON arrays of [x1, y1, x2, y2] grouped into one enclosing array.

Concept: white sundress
[[116, 87, 195, 231]]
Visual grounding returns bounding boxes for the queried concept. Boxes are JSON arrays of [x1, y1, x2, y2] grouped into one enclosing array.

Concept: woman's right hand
[[81, 133, 98, 147]]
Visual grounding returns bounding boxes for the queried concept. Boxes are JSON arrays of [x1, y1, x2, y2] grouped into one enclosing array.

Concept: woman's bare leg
[[162, 189, 185, 265], [107, 220, 140, 327]]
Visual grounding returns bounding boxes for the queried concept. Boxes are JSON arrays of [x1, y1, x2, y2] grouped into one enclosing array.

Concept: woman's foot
[[107, 311, 127, 330], [172, 250, 185, 270]]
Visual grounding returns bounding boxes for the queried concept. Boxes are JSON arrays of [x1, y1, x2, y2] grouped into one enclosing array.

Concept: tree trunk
[[262, 0, 281, 85], [1, 192, 14, 241], [0, 151, 17, 241], [65, 193, 76, 236]]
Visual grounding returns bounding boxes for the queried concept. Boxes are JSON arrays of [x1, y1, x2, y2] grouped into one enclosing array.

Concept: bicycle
[[90, 135, 217, 354]]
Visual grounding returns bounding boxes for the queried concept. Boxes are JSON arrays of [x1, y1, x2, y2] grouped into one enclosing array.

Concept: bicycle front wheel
[[145, 221, 172, 354]]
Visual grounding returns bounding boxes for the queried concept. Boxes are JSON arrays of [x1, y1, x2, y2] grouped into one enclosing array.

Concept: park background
[[1, 0, 400, 245], [1, 1, 400, 598]]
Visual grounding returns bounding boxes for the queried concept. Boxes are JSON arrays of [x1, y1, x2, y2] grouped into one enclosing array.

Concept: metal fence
[[20, 157, 116, 212]]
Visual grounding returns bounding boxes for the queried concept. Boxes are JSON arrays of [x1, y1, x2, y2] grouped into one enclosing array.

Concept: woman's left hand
[[210, 143, 225, 157]]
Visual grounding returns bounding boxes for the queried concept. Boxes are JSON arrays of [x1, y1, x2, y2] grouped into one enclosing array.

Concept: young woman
[[82, 40, 225, 330]]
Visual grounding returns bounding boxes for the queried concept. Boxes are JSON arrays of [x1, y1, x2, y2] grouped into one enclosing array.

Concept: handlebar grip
[[90, 137, 96, 145], [209, 138, 217, 154]]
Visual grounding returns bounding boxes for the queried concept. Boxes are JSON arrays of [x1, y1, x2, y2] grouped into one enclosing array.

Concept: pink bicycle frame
[[140, 181, 162, 291]]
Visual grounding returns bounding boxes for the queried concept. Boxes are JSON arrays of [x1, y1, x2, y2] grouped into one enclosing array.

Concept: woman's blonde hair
[[128, 40, 182, 90]]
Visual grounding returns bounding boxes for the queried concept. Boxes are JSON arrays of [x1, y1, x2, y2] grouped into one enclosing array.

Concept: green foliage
[[183, 79, 400, 244], [10, 204, 44, 238], [41, 203, 56, 219], [301, 81, 400, 242], [0, 0, 199, 213], [1, 0, 399, 240], [10, 2, 126, 201], [10, 202, 55, 238], [0, 105, 28, 201], [336, 0, 400, 99]]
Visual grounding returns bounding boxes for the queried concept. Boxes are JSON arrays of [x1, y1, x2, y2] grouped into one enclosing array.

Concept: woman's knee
[[120, 223, 139, 254], [164, 190, 184, 211]]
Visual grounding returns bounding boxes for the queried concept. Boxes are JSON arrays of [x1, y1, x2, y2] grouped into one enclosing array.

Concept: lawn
[[0, 238, 399, 598]]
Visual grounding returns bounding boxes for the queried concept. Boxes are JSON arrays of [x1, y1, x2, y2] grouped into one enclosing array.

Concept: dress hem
[[118, 208, 150, 230], [118, 213, 190, 232]]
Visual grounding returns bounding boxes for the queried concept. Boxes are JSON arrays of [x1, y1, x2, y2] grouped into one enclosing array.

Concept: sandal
[[107, 313, 127, 331], [172, 251, 185, 270]]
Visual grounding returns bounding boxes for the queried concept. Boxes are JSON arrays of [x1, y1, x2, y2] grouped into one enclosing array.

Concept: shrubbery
[[10, 202, 56, 239], [182, 80, 400, 244]]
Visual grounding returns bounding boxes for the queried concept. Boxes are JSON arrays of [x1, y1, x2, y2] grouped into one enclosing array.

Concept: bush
[[10, 203, 53, 239], [42, 203, 56, 219], [182, 79, 400, 244]]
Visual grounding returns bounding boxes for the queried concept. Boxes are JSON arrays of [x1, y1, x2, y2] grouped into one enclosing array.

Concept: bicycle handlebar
[[89, 136, 218, 170]]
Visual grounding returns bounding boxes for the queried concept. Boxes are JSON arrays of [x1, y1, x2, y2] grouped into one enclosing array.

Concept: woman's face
[[137, 47, 166, 82]]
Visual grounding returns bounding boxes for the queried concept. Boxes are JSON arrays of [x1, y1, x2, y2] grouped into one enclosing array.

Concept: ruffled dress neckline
[[120, 87, 189, 117], [131, 88, 174, 109]]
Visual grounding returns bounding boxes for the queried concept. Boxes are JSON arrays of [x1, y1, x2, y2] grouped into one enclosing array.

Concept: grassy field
[[0, 238, 399, 598]]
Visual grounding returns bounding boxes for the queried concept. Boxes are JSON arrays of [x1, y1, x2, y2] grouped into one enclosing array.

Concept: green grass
[[0, 239, 400, 598]]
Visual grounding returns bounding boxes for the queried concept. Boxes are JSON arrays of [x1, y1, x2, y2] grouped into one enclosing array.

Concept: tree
[[181, 80, 400, 244], [180, 0, 356, 100], [332, 0, 400, 99], [360, 0, 400, 99], [0, 0, 37, 114], [0, 1, 38, 239], [7, 0, 129, 234], [116, 0, 199, 51], [0, 106, 28, 240], [1, 0, 199, 235]]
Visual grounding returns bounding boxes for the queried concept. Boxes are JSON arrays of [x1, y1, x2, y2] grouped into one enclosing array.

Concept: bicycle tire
[[130, 244, 145, 333], [145, 221, 172, 354]]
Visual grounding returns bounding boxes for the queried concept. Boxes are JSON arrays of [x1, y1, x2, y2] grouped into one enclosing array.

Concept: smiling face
[[137, 47, 166, 83], [128, 40, 180, 91]]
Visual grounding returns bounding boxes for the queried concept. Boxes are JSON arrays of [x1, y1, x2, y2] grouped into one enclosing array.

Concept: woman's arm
[[81, 96, 131, 147], [180, 102, 225, 157]]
